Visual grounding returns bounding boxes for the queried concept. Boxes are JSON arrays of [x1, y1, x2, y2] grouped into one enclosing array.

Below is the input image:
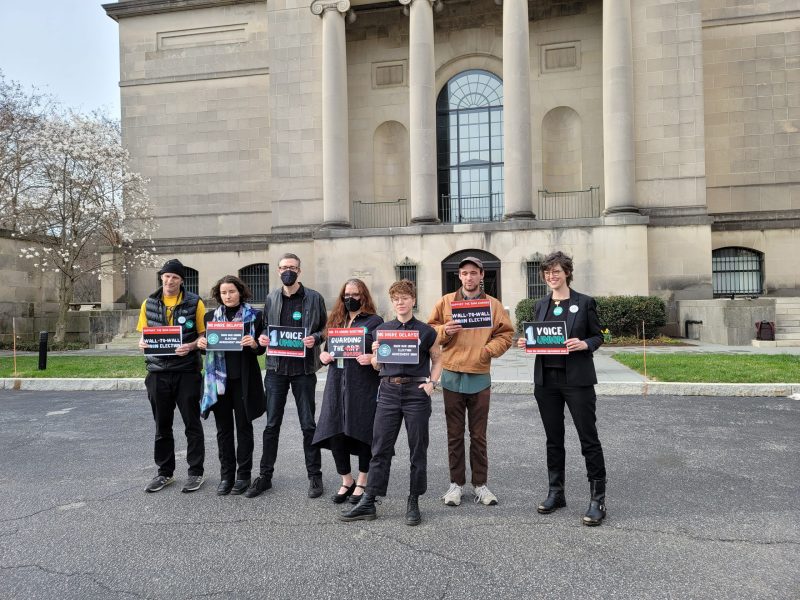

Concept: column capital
[[311, 0, 350, 16]]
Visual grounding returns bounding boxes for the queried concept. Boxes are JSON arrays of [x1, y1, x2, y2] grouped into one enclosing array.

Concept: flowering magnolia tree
[[0, 72, 50, 230], [16, 112, 157, 341]]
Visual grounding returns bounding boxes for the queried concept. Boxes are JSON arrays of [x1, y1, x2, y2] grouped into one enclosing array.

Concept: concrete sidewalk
[[2, 340, 799, 396]]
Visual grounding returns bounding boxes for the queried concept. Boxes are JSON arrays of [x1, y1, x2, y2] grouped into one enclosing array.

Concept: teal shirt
[[441, 369, 491, 394]]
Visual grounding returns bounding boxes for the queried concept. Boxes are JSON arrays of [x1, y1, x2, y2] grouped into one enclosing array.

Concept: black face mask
[[280, 270, 298, 286], [343, 297, 362, 313]]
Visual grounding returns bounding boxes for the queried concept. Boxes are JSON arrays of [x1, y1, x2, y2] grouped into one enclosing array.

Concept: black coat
[[313, 313, 384, 450], [533, 290, 603, 387], [203, 308, 266, 422]]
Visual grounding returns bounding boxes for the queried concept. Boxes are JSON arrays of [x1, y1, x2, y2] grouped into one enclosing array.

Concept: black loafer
[[217, 480, 234, 495], [231, 479, 251, 495]]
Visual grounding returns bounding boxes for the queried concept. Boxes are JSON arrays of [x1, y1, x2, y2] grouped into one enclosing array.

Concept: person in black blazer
[[517, 251, 607, 525], [197, 275, 266, 496]]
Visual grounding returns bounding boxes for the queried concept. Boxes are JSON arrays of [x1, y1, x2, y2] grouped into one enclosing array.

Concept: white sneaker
[[473, 484, 498, 506], [442, 482, 463, 506]]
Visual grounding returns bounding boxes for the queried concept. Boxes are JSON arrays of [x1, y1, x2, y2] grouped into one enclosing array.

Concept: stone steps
[[753, 297, 800, 347]]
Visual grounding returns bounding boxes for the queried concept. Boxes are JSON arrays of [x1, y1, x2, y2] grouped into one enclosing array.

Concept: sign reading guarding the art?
[[376, 330, 419, 364], [522, 321, 569, 354], [326, 327, 366, 358], [142, 326, 182, 355], [206, 321, 244, 351], [266, 325, 307, 357], [450, 299, 493, 329]]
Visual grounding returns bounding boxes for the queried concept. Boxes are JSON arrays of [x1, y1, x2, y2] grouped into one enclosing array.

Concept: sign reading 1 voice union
[[266, 325, 307, 357], [522, 321, 569, 354]]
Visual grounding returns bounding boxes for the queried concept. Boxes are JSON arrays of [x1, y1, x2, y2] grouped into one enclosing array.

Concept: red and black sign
[[376, 330, 419, 364], [450, 299, 493, 329], [143, 326, 182, 355], [327, 327, 366, 358]]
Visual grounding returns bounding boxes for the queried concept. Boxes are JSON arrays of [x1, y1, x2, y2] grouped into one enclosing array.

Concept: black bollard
[[38, 331, 48, 370]]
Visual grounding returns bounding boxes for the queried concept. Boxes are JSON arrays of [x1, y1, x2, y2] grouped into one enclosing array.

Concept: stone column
[[502, 0, 534, 219], [602, 0, 638, 214], [312, 0, 351, 228], [400, 0, 438, 223]]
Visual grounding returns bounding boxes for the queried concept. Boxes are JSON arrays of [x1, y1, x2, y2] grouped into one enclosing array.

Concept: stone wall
[[677, 297, 775, 345]]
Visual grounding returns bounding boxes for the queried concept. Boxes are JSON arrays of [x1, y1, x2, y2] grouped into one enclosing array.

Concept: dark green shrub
[[595, 296, 666, 339], [514, 298, 537, 332]]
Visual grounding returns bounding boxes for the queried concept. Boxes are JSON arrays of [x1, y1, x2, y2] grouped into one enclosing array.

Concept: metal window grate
[[712, 247, 763, 297], [526, 258, 548, 299], [239, 263, 269, 304], [395, 262, 418, 310]]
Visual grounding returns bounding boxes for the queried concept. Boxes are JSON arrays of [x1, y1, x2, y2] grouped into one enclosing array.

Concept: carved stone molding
[[310, 0, 350, 16]]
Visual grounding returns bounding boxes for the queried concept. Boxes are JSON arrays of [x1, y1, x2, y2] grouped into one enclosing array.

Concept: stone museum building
[[101, 0, 800, 339]]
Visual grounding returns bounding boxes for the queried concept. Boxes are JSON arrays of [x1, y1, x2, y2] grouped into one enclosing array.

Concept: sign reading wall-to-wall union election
[[266, 325, 307, 358], [522, 321, 569, 354], [450, 299, 493, 329], [326, 328, 366, 358], [143, 326, 182, 356]]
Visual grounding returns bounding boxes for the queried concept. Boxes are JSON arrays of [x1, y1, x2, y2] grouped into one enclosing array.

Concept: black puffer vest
[[144, 286, 201, 373]]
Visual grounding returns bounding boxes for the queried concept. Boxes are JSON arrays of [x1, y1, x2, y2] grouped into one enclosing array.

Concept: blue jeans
[[258, 371, 321, 479]]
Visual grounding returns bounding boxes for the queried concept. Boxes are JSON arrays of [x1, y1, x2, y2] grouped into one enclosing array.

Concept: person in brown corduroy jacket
[[427, 257, 514, 508]]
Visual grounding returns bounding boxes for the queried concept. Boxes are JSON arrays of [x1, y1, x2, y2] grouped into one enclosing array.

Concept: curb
[[1, 378, 799, 397]]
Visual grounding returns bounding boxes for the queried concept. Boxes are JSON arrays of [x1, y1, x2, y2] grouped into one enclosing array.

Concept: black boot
[[405, 494, 421, 526], [582, 479, 606, 526], [339, 493, 377, 522], [537, 470, 566, 514]]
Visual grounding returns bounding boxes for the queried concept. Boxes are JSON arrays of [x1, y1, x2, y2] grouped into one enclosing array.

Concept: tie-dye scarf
[[201, 302, 257, 418]]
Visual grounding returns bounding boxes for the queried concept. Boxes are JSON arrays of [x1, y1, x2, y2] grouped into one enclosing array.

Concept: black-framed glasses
[[278, 265, 300, 272]]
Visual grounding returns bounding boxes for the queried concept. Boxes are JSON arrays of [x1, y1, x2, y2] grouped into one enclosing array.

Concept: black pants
[[367, 380, 431, 497], [259, 371, 321, 479], [145, 371, 204, 477], [212, 377, 254, 481], [534, 368, 606, 481], [329, 434, 371, 476]]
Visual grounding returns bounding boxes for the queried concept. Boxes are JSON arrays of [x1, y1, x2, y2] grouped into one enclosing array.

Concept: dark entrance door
[[441, 250, 501, 300]]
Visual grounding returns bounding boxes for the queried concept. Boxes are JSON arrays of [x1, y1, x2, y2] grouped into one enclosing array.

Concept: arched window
[[436, 70, 504, 223], [155, 266, 199, 296], [712, 247, 763, 297], [239, 263, 269, 304]]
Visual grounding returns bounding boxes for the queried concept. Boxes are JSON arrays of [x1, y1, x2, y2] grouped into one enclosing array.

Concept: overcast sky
[[0, 0, 121, 118]]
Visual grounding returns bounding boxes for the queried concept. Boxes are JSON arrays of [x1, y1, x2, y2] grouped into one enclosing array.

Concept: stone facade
[[101, 0, 800, 337]]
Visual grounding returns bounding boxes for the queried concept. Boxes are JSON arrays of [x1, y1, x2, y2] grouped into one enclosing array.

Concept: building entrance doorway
[[441, 250, 501, 300]]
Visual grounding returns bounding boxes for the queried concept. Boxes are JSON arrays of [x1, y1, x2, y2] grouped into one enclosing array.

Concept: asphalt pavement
[[0, 389, 798, 599]]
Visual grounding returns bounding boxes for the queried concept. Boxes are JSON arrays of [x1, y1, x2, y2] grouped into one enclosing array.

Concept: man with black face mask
[[248, 253, 328, 499]]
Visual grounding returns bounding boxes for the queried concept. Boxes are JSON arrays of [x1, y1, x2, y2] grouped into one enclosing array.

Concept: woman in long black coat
[[313, 278, 383, 504], [198, 275, 266, 496]]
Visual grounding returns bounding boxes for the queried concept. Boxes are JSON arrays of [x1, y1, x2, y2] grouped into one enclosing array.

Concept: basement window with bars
[[395, 260, 418, 310], [712, 247, 763, 297], [239, 263, 269, 304], [526, 256, 548, 299]]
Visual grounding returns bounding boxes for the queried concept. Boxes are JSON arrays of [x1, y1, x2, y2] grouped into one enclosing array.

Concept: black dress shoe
[[308, 475, 324, 499], [230, 479, 251, 495], [216, 480, 234, 495], [332, 481, 356, 504], [244, 475, 272, 498], [339, 494, 377, 522], [405, 494, 421, 526], [348, 484, 367, 504]]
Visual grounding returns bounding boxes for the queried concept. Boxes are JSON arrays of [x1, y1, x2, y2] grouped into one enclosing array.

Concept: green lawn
[[0, 354, 267, 378], [613, 352, 800, 383]]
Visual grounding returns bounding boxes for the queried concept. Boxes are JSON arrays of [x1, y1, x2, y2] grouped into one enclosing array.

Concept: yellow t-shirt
[[137, 293, 206, 334]]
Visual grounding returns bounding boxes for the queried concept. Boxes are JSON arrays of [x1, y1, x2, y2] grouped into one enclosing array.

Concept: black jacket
[[144, 286, 201, 373], [261, 285, 327, 374], [533, 290, 603, 386], [203, 308, 266, 422]]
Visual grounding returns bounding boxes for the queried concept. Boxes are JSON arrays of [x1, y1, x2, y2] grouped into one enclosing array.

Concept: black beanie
[[159, 258, 186, 280]]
